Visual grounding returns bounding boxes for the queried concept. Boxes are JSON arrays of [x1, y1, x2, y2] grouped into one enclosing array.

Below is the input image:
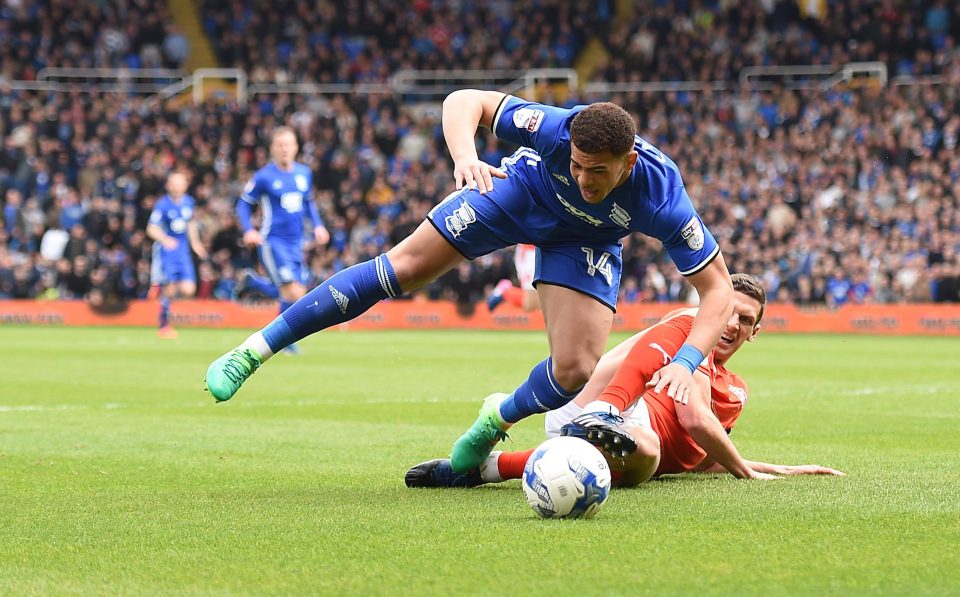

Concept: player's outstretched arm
[[677, 373, 776, 480], [442, 89, 507, 194], [649, 255, 734, 404], [747, 460, 846, 477], [695, 459, 845, 477]]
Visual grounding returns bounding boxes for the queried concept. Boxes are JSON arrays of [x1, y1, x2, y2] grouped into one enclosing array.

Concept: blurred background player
[[487, 243, 541, 313], [406, 274, 845, 488], [146, 172, 207, 339], [235, 127, 330, 354]]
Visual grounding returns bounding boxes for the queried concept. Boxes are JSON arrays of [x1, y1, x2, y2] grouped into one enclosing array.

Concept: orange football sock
[[497, 448, 536, 480], [598, 315, 694, 412]]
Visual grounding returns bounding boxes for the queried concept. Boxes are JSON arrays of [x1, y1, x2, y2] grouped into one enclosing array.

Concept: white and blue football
[[521, 436, 611, 519]]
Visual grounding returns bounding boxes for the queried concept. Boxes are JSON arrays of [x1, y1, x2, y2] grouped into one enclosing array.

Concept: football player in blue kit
[[206, 91, 734, 473], [235, 127, 329, 354], [146, 171, 208, 339]]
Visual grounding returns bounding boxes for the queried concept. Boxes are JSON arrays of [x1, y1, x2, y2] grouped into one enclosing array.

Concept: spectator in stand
[[0, 1, 958, 309]]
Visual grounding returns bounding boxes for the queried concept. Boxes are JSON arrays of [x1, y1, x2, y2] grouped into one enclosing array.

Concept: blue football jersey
[[491, 95, 720, 275], [240, 162, 323, 241], [148, 194, 195, 255]]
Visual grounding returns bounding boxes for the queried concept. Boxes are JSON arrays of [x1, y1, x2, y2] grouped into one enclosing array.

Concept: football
[[521, 436, 612, 519]]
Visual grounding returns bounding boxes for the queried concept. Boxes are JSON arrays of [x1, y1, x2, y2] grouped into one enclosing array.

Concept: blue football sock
[[278, 299, 294, 314], [247, 273, 280, 299], [159, 296, 170, 328], [498, 357, 580, 424], [261, 254, 399, 353]]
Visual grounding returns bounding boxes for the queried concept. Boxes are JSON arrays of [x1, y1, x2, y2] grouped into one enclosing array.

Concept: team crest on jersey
[[727, 384, 747, 404], [295, 174, 308, 192], [513, 108, 544, 132], [609, 202, 630, 228], [556, 194, 603, 226], [445, 201, 477, 238], [681, 217, 705, 250], [551, 172, 570, 186]]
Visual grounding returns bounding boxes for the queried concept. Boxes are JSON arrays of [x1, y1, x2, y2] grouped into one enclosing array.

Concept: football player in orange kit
[[406, 273, 844, 488]]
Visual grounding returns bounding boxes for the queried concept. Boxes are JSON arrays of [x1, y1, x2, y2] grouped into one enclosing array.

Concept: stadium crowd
[[199, 0, 609, 82], [0, 0, 958, 306], [596, 0, 960, 84]]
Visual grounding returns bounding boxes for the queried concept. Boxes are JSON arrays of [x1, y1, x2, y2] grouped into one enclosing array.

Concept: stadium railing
[[5, 67, 249, 107], [4, 67, 578, 104], [7, 67, 188, 94], [10, 63, 933, 104], [738, 61, 887, 90]]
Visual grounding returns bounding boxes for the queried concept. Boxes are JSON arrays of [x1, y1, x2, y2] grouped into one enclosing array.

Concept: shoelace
[[474, 421, 508, 445], [595, 412, 626, 425], [222, 351, 258, 384]]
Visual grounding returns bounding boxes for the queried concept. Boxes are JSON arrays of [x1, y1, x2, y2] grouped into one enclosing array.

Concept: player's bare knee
[[384, 248, 435, 290], [635, 432, 660, 462], [550, 354, 598, 391]]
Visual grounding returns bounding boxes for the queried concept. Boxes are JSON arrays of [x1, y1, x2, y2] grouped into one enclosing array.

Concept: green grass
[[1, 327, 959, 595]]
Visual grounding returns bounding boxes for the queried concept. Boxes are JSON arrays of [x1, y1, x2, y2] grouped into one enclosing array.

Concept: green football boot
[[450, 392, 511, 473], [205, 348, 262, 402]]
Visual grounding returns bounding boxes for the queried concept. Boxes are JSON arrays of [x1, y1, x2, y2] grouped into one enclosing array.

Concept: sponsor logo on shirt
[[513, 108, 544, 132], [555, 194, 603, 227], [681, 217, 705, 250], [280, 192, 303, 213]]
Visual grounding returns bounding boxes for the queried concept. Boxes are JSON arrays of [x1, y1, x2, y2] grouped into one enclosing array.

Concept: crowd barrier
[[1, 299, 960, 335]]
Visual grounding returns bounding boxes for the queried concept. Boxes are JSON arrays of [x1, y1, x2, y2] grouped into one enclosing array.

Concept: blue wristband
[[672, 344, 705, 374]]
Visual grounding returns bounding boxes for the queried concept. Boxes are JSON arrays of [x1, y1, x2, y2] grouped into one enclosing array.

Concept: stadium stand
[[199, 0, 606, 82], [0, 1, 957, 305]]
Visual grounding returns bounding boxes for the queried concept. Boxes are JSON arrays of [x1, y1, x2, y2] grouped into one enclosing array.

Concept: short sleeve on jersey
[[492, 95, 571, 155], [656, 186, 721, 276]]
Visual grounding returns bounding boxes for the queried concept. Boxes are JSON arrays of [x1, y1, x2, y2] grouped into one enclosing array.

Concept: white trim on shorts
[[514, 243, 537, 290]]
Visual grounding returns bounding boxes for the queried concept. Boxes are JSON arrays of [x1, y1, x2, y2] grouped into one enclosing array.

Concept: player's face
[[271, 132, 298, 168], [166, 173, 187, 198], [714, 291, 762, 364], [569, 144, 638, 204]]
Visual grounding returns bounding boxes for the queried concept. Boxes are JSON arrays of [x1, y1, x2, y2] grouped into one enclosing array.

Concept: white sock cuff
[[581, 400, 620, 417], [479, 451, 504, 483], [241, 331, 274, 362]]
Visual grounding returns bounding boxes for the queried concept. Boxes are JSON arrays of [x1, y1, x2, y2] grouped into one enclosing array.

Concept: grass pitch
[[1, 326, 958, 595]]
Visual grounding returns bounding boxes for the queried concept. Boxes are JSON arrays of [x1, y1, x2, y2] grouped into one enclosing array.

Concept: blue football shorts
[[427, 174, 622, 310], [151, 245, 196, 285], [260, 237, 306, 287]]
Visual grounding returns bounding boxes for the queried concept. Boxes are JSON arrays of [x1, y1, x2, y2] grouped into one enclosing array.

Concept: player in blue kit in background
[[235, 127, 329, 354], [146, 171, 208, 339], [206, 90, 733, 474]]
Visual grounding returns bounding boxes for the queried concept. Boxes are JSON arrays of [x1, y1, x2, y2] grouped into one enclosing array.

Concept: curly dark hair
[[569, 103, 636, 156], [731, 273, 767, 324]]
